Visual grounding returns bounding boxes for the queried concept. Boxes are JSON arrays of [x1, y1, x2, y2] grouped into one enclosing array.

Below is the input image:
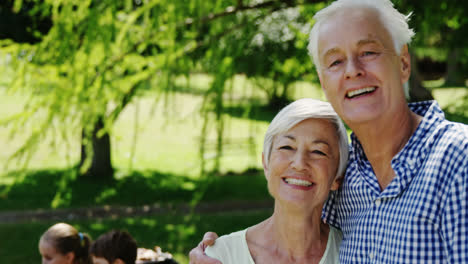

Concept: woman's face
[[39, 239, 74, 264], [264, 118, 340, 211]]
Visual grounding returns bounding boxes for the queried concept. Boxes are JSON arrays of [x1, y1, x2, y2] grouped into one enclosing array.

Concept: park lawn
[[0, 167, 271, 211], [0, 209, 273, 264]]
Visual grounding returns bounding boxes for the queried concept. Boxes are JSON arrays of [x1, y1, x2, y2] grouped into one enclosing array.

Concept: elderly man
[[190, 0, 468, 263]]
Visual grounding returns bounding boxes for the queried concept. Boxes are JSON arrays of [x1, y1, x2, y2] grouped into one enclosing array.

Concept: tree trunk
[[445, 48, 464, 86], [409, 53, 434, 102], [79, 117, 114, 178]]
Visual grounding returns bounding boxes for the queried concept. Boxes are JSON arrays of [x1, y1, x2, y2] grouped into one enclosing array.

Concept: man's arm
[[189, 232, 221, 264], [441, 162, 468, 263]]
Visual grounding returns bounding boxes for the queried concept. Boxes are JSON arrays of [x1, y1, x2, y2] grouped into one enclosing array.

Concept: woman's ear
[[330, 176, 343, 191], [262, 153, 269, 180]]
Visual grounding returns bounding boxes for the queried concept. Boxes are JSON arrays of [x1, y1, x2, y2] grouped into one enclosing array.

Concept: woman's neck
[[248, 203, 329, 263]]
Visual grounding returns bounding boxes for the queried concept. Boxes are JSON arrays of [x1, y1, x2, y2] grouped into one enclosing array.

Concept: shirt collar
[[350, 100, 445, 196]]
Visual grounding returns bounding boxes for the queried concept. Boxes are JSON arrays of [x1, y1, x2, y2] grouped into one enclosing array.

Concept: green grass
[[0, 210, 273, 264], [0, 168, 270, 211], [0, 83, 274, 178], [431, 87, 468, 109]]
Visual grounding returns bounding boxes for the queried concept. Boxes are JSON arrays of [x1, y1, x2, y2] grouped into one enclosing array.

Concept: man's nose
[[344, 57, 364, 79]]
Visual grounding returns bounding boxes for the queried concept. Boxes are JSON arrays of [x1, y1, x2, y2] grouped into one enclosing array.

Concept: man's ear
[[400, 44, 411, 84], [330, 176, 343, 191]]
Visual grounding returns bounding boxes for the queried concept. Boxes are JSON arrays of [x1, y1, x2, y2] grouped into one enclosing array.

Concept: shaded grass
[[0, 168, 270, 211], [0, 210, 273, 264]]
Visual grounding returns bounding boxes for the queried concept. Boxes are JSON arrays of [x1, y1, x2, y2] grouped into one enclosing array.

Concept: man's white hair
[[307, 0, 415, 72], [263, 98, 349, 179]]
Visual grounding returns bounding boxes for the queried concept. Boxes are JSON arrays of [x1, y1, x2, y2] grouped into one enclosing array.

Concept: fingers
[[202, 231, 219, 247], [188, 241, 222, 264]]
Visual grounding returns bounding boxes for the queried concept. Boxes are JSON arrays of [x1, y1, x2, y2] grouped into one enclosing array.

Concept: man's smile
[[346, 86, 377, 99]]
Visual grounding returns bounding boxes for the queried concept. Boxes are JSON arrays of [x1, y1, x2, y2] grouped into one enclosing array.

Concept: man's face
[[316, 8, 410, 126]]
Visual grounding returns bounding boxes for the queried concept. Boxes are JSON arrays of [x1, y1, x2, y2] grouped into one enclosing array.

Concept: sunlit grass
[[431, 87, 468, 109], [0, 74, 324, 178], [0, 82, 271, 177]]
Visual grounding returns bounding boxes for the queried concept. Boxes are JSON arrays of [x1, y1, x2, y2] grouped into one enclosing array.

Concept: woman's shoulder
[[215, 229, 247, 245], [205, 228, 254, 264], [329, 226, 343, 241], [319, 226, 342, 264]]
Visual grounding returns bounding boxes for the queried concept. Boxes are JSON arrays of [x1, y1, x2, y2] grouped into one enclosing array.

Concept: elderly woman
[[197, 98, 349, 264]]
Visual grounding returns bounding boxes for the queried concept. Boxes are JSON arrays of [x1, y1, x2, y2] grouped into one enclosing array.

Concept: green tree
[[2, 0, 465, 180], [1, 0, 325, 179], [398, 0, 468, 99]]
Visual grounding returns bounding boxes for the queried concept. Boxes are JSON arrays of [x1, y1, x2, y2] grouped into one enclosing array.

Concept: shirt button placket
[[371, 200, 380, 263], [375, 199, 381, 206]]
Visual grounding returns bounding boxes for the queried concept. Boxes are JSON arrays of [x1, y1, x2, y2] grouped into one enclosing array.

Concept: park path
[[0, 200, 273, 223]]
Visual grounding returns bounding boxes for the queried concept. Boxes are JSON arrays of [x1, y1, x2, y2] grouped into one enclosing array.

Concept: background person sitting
[[39, 222, 92, 264], [90, 230, 137, 264]]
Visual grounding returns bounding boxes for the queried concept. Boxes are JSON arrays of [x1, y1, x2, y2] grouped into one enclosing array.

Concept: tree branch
[[184, 0, 324, 26]]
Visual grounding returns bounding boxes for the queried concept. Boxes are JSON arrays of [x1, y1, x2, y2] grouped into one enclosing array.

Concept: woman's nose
[[291, 151, 307, 171]]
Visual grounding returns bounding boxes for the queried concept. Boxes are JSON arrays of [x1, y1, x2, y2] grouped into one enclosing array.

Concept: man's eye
[[362, 51, 378, 57], [329, 60, 342, 67]]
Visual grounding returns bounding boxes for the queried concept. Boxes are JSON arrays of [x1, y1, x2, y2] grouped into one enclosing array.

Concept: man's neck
[[350, 107, 422, 190]]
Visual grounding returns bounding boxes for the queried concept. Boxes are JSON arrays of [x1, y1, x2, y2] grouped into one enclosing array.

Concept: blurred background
[[0, 0, 467, 262]]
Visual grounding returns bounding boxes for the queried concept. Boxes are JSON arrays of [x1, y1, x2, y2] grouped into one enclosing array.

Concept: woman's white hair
[[263, 98, 349, 179], [307, 0, 415, 72]]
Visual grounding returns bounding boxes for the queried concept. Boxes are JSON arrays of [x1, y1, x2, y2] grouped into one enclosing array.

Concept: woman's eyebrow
[[282, 135, 296, 141], [281, 135, 331, 146], [309, 139, 331, 147]]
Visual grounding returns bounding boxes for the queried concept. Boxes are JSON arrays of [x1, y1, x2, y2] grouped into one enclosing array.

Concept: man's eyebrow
[[357, 38, 379, 47], [323, 39, 380, 59], [323, 47, 341, 59]]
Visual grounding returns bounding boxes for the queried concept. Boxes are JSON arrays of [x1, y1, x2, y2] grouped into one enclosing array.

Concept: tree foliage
[[1, 0, 466, 179], [0, 0, 324, 178]]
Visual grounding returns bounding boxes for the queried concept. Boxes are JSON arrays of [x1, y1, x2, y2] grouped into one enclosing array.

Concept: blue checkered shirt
[[322, 101, 468, 263]]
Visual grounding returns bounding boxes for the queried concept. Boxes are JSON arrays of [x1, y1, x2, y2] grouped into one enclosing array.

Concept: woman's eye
[[279, 145, 293, 150], [311, 150, 326, 156]]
